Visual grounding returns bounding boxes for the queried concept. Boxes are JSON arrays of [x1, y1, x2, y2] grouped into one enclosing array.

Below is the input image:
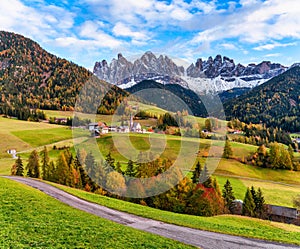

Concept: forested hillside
[[0, 31, 128, 116], [224, 66, 300, 132], [126, 80, 208, 117]]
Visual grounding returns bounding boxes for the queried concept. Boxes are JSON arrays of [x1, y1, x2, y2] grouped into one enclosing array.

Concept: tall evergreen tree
[[40, 146, 49, 180], [115, 161, 123, 174], [191, 161, 202, 184], [14, 156, 24, 176], [48, 161, 56, 182], [242, 188, 256, 217], [223, 139, 233, 159], [254, 188, 266, 218], [222, 179, 235, 213], [26, 150, 40, 178], [250, 186, 257, 203], [125, 159, 136, 177], [85, 152, 98, 179], [199, 164, 212, 187], [103, 152, 115, 174]]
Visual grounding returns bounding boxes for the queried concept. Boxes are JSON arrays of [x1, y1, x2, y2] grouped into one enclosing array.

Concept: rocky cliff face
[[186, 55, 286, 80], [93, 52, 184, 86], [94, 53, 287, 94]]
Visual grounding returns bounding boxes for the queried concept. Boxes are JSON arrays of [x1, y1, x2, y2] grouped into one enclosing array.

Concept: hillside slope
[[126, 80, 208, 117], [0, 31, 127, 115], [224, 66, 300, 132]]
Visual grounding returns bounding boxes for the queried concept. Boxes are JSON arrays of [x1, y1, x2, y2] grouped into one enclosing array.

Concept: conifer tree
[[199, 164, 212, 188], [11, 164, 17, 176], [191, 161, 202, 184], [103, 152, 115, 174], [85, 152, 98, 179], [14, 156, 24, 176], [222, 179, 235, 213], [250, 186, 257, 203], [56, 152, 69, 185], [26, 150, 40, 178], [41, 146, 49, 180], [48, 161, 56, 182], [115, 161, 123, 174], [125, 159, 136, 177], [255, 188, 266, 218], [223, 139, 233, 159], [242, 187, 256, 217]]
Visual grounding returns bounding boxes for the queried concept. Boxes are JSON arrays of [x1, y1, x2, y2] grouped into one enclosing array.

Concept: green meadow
[[0, 177, 193, 249]]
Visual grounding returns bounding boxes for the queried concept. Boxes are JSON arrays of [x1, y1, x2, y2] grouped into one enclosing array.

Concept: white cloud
[[112, 22, 148, 42], [254, 42, 297, 51], [190, 0, 300, 45], [265, 53, 281, 57], [219, 43, 238, 50]]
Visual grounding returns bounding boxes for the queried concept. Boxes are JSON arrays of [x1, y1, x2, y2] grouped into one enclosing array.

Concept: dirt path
[[6, 176, 300, 249]]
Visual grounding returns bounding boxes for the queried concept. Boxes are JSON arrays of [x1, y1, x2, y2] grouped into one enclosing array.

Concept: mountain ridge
[[93, 52, 288, 94]]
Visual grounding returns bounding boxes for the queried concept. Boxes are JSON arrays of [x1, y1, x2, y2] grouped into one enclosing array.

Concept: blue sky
[[0, 0, 299, 70]]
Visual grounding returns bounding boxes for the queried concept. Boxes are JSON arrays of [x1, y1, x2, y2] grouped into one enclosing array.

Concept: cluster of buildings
[[88, 116, 144, 136]]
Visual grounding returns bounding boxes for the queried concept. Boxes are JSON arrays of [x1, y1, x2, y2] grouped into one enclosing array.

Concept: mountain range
[[93, 52, 287, 94]]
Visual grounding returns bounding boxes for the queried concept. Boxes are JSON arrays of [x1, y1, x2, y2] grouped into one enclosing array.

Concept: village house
[[118, 126, 130, 133], [7, 149, 17, 159], [131, 122, 142, 133], [88, 122, 99, 131]]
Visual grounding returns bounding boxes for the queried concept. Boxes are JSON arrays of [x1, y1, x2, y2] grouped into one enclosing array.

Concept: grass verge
[[49, 181, 300, 246]]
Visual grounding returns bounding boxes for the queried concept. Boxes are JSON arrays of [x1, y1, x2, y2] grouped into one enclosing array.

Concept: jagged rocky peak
[[94, 51, 185, 85], [187, 55, 286, 79]]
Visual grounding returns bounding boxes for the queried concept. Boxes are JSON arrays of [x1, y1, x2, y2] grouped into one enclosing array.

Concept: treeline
[[0, 105, 46, 121], [12, 150, 270, 220], [12, 150, 225, 217], [222, 180, 267, 219], [246, 143, 299, 171], [228, 119, 292, 146], [11, 147, 98, 192]]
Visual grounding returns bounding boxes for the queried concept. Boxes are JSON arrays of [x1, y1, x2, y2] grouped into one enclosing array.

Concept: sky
[[0, 0, 299, 70]]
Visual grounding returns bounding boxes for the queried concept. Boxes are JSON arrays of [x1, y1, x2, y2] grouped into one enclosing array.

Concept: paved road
[[6, 176, 300, 249]]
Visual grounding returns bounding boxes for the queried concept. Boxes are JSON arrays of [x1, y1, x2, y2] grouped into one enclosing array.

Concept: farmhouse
[[88, 122, 99, 131], [118, 126, 130, 133], [7, 149, 17, 159]]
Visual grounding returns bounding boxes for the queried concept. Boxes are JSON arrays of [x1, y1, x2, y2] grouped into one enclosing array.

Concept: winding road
[[6, 176, 300, 249]]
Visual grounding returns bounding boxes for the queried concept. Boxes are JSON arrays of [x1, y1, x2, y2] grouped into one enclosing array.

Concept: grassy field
[[216, 158, 300, 185], [0, 177, 193, 249], [215, 175, 300, 207], [12, 127, 75, 147], [49, 181, 300, 246], [0, 116, 86, 175], [0, 116, 62, 157]]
